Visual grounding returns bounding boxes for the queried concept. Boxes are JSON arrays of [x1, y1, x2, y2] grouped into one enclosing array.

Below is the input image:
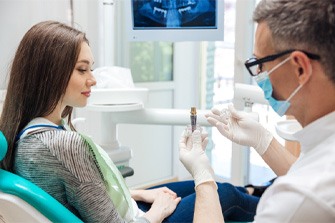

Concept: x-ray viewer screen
[[132, 0, 217, 29]]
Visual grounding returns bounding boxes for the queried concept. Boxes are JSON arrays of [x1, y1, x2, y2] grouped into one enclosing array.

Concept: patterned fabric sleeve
[[14, 130, 126, 223]]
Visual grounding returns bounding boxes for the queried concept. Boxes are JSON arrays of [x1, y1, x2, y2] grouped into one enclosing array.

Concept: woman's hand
[[131, 187, 177, 203], [139, 187, 181, 223]]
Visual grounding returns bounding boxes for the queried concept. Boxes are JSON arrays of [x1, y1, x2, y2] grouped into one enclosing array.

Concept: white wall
[[72, 0, 103, 68], [0, 0, 71, 89]]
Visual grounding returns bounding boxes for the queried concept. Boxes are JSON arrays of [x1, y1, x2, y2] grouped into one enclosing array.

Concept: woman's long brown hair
[[0, 21, 88, 171]]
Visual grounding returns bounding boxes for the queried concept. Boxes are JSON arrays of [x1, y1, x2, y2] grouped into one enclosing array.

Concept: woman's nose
[[88, 77, 97, 87]]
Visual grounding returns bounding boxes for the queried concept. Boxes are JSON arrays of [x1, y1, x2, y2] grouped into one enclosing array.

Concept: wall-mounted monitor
[[125, 0, 224, 42]]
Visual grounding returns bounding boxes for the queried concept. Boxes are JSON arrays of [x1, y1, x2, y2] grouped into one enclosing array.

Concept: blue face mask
[[254, 57, 303, 116]]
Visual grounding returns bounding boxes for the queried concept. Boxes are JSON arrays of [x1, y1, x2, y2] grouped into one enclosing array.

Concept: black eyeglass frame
[[244, 49, 321, 76]]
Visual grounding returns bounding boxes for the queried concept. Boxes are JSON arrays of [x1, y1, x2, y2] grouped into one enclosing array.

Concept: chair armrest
[[0, 169, 83, 223]]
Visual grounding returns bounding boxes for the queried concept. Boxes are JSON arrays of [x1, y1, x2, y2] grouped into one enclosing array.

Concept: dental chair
[[0, 131, 83, 223]]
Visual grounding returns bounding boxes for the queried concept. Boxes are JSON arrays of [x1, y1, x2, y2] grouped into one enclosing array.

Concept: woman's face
[[63, 42, 96, 108]]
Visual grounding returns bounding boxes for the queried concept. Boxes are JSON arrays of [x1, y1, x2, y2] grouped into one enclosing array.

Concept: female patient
[[0, 20, 179, 223], [0, 21, 260, 223]]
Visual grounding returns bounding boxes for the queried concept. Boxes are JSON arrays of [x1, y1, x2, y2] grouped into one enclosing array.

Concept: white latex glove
[[205, 104, 273, 155], [179, 128, 216, 188]]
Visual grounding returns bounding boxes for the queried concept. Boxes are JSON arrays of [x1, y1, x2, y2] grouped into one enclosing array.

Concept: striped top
[[14, 129, 126, 223]]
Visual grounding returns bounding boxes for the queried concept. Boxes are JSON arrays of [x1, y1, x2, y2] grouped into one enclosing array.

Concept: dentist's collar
[[293, 111, 335, 151]]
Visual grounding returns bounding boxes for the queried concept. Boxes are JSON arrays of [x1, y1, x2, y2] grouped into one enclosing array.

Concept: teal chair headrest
[[0, 131, 8, 161]]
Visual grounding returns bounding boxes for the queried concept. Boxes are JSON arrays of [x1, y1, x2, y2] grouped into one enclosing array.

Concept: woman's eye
[[78, 69, 87, 73]]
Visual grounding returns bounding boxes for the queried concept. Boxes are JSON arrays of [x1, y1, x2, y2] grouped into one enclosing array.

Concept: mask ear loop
[[286, 84, 303, 102], [254, 56, 291, 83]]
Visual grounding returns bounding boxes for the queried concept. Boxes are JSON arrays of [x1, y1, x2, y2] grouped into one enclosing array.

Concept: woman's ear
[[291, 51, 313, 85]]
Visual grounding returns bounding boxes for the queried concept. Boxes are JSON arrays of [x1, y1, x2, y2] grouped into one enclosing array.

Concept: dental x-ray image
[[132, 0, 217, 29]]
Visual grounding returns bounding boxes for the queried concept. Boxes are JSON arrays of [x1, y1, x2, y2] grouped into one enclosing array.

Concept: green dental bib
[[80, 134, 134, 221]]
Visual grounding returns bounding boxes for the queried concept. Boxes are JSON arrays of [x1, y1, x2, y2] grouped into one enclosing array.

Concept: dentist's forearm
[[261, 138, 298, 176], [193, 181, 224, 223]]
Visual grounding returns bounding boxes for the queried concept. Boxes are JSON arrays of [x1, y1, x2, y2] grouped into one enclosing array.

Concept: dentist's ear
[[291, 51, 313, 85]]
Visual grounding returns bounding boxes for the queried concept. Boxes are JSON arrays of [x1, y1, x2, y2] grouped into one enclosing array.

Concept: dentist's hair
[[253, 0, 335, 84], [0, 21, 88, 171]]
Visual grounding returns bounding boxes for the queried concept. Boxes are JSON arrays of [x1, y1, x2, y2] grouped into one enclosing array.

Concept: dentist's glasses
[[244, 49, 321, 77]]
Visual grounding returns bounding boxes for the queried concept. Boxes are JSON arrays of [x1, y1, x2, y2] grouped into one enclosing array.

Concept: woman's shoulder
[[20, 129, 103, 181], [33, 129, 83, 144], [20, 130, 91, 158]]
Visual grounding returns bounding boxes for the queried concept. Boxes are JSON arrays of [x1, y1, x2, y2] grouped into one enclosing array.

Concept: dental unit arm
[[85, 102, 213, 173], [82, 86, 214, 178]]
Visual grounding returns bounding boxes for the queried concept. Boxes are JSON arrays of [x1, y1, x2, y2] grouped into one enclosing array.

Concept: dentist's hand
[[205, 104, 273, 155], [179, 128, 216, 188]]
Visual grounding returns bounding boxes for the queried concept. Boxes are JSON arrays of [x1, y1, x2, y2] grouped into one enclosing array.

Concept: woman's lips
[[81, 91, 91, 97]]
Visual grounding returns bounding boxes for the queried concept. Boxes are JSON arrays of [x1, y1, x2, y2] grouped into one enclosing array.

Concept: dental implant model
[[190, 107, 197, 132]]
